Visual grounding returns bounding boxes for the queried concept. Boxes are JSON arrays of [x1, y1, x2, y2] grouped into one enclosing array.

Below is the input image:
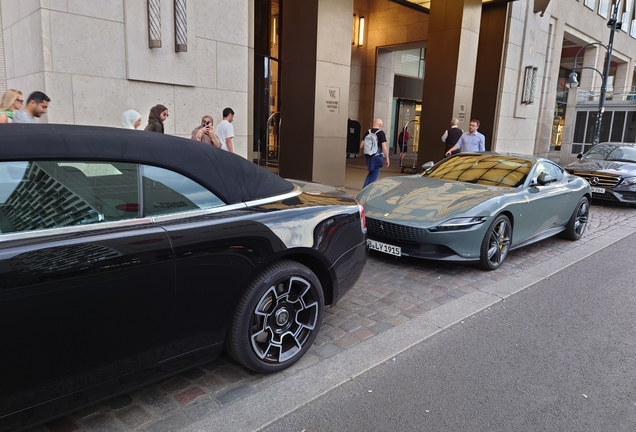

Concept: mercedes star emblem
[[589, 177, 600, 186]]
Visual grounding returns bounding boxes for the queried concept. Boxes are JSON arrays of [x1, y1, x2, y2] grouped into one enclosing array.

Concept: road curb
[[183, 222, 636, 432]]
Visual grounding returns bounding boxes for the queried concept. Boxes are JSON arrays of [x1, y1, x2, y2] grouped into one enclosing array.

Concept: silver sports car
[[357, 152, 592, 270]]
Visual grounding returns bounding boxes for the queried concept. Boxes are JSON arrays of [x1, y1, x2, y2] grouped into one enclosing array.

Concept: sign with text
[[457, 102, 467, 124], [326, 86, 340, 114]]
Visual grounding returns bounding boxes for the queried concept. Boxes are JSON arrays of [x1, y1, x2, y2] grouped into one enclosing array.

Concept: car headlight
[[618, 177, 636, 186], [430, 217, 487, 232]]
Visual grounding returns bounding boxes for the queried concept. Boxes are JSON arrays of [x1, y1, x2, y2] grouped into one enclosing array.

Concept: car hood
[[357, 176, 508, 225], [566, 160, 636, 176], [288, 179, 357, 203]]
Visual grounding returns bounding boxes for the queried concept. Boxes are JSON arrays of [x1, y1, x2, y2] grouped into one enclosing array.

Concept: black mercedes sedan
[[565, 143, 636, 204], [0, 124, 367, 431]]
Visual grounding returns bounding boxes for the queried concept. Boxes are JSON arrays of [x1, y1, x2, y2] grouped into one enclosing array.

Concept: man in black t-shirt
[[360, 118, 389, 188]]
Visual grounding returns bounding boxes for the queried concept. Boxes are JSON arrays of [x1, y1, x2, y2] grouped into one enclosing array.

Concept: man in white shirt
[[215, 108, 235, 153]]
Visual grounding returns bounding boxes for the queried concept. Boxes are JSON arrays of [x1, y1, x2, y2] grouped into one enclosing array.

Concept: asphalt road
[[264, 232, 636, 432]]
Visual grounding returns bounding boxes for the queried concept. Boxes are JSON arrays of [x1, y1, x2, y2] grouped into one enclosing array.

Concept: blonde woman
[[0, 89, 24, 123]]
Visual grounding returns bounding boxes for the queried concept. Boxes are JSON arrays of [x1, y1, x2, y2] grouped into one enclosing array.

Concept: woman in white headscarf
[[121, 110, 142, 129]]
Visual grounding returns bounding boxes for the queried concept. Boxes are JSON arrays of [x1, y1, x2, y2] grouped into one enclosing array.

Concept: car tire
[[225, 260, 324, 373], [479, 214, 511, 270], [560, 196, 590, 240]]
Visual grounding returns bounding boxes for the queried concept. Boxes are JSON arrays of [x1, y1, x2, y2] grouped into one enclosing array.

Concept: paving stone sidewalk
[[27, 156, 636, 432]]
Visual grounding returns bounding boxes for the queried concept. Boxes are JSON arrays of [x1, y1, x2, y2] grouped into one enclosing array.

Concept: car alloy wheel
[[560, 196, 590, 240], [479, 214, 511, 270], [226, 260, 324, 373]]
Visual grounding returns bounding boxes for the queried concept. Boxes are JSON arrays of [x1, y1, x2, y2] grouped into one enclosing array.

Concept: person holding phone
[[191, 115, 222, 148]]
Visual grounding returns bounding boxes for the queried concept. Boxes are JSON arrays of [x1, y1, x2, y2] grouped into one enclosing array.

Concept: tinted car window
[[583, 144, 614, 160], [0, 161, 139, 234], [423, 154, 533, 187], [532, 161, 562, 184], [607, 146, 636, 162], [142, 165, 225, 216]]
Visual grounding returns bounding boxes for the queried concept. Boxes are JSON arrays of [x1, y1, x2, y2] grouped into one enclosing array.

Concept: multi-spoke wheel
[[560, 196, 590, 240], [479, 214, 512, 270], [226, 260, 324, 373]]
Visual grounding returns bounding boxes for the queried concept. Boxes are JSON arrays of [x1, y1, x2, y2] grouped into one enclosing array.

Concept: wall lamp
[[353, 14, 365, 47], [358, 16, 365, 46]]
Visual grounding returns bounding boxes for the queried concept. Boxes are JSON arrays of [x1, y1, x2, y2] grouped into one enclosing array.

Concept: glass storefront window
[[611, 111, 626, 142], [599, 112, 612, 142], [624, 112, 636, 142], [573, 112, 587, 143], [585, 112, 598, 144]]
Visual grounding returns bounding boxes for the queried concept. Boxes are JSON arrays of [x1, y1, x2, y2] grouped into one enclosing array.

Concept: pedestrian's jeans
[[363, 166, 381, 188]]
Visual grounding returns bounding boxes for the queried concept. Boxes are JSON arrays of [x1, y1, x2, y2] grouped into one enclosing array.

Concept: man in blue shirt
[[445, 119, 486, 156]]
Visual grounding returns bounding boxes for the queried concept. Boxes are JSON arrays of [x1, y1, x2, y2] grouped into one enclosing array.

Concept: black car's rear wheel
[[479, 214, 511, 270], [560, 196, 590, 240], [226, 260, 324, 373]]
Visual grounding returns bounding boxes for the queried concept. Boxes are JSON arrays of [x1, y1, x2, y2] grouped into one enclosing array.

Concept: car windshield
[[421, 154, 533, 187], [583, 144, 636, 162]]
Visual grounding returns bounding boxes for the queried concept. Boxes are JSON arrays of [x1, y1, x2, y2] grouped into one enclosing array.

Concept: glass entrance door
[[254, 0, 281, 173]]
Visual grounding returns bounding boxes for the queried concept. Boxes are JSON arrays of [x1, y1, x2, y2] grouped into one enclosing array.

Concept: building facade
[[2, 0, 636, 185]]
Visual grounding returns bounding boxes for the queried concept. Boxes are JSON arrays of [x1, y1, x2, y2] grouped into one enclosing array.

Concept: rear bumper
[[331, 241, 368, 304]]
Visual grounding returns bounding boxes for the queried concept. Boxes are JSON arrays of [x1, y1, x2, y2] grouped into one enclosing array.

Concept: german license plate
[[367, 239, 401, 256], [591, 187, 605, 193]]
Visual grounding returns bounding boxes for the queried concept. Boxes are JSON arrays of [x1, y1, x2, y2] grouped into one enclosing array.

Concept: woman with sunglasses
[[144, 104, 169, 134], [0, 89, 24, 123]]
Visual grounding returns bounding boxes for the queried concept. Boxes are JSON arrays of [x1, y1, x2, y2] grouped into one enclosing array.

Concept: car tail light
[[358, 204, 367, 233]]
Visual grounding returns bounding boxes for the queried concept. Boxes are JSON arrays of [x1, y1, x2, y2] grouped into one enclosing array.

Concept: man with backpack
[[360, 118, 390, 188]]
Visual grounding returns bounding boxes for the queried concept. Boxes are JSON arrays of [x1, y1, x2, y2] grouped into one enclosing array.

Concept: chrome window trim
[[243, 186, 302, 207], [151, 202, 247, 223], [0, 188, 302, 242], [0, 217, 156, 243]]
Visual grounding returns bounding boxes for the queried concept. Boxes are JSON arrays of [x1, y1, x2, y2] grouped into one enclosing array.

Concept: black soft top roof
[[0, 124, 294, 204]]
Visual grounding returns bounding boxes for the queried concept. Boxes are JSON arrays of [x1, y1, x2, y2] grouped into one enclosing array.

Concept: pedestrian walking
[[398, 128, 410, 160], [121, 110, 142, 129], [361, 118, 389, 189], [144, 104, 169, 134], [13, 91, 50, 123], [215, 108, 235, 152], [0, 89, 24, 123]]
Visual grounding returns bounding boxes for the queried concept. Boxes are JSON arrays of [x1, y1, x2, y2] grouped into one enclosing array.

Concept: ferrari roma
[[0, 124, 367, 431], [357, 152, 591, 270], [565, 143, 636, 204]]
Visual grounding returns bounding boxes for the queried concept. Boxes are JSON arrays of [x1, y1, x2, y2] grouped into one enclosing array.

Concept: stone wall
[[0, 0, 252, 158]]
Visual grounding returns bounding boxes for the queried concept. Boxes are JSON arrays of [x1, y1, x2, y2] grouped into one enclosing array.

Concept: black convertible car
[[0, 125, 367, 431]]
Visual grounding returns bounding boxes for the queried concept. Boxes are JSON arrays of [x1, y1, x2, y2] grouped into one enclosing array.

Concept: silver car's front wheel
[[479, 214, 511, 270]]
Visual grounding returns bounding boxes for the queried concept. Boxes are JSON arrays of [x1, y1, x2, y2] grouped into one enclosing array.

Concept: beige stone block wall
[[1, 0, 252, 159], [0, 4, 5, 93]]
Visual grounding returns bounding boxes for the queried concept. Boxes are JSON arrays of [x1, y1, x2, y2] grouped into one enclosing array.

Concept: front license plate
[[591, 187, 606, 193], [367, 239, 401, 256]]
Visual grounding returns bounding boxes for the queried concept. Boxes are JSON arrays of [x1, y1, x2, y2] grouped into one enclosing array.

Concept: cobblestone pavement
[[27, 163, 636, 431]]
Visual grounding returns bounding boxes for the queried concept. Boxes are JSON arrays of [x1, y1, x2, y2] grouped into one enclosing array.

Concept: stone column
[[279, 0, 353, 186], [417, 0, 482, 166], [613, 60, 632, 96], [580, 45, 602, 94], [374, 49, 395, 147]]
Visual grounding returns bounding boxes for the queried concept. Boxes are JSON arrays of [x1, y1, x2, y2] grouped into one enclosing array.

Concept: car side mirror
[[421, 161, 434, 171], [537, 172, 554, 185], [576, 153, 583, 159]]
